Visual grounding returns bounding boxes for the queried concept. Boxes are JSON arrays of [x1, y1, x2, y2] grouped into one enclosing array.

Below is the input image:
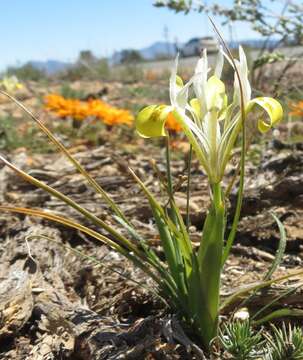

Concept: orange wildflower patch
[[87, 99, 133, 126], [289, 101, 303, 117], [44, 94, 133, 126]]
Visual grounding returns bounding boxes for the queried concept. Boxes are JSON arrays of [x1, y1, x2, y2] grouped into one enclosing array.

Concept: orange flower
[[87, 99, 133, 126], [289, 101, 303, 117], [166, 112, 182, 133], [44, 94, 134, 126], [44, 94, 88, 120]]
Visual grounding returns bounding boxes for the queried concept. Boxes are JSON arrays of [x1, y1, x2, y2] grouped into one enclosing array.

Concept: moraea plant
[[1, 42, 299, 353], [135, 46, 283, 347], [136, 47, 282, 184]]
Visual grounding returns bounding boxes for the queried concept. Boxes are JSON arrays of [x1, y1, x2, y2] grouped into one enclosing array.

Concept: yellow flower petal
[[206, 75, 226, 111], [176, 75, 184, 87], [190, 98, 201, 120], [246, 97, 283, 133], [135, 105, 171, 138]]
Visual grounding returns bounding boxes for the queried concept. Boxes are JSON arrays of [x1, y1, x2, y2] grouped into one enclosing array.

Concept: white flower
[[233, 307, 250, 321], [136, 47, 283, 184]]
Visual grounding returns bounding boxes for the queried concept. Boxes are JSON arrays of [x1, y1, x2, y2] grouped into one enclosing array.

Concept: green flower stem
[[165, 134, 178, 225], [212, 182, 222, 210], [165, 135, 173, 196], [197, 182, 225, 348], [186, 145, 193, 232], [222, 120, 246, 266]]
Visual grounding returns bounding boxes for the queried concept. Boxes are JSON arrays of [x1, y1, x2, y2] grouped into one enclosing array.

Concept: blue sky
[[0, 0, 273, 70]]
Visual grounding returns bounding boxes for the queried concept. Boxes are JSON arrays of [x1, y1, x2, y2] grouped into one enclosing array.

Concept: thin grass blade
[[0, 90, 129, 225], [26, 234, 164, 301], [253, 308, 303, 326], [251, 284, 303, 322], [264, 213, 287, 281], [0, 155, 141, 256], [0, 205, 163, 283], [221, 270, 303, 311]]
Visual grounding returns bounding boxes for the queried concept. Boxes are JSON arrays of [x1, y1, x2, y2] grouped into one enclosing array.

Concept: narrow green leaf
[[26, 233, 164, 302], [264, 213, 287, 281], [152, 206, 188, 299], [251, 285, 302, 322], [235, 212, 288, 313], [114, 215, 163, 267], [129, 168, 189, 302], [221, 270, 303, 311], [253, 308, 303, 326], [129, 167, 187, 242], [0, 90, 130, 225], [0, 155, 141, 257], [210, 18, 247, 269], [0, 205, 162, 286]]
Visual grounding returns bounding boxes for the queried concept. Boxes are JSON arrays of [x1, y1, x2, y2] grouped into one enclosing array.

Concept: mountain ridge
[[26, 38, 281, 74]]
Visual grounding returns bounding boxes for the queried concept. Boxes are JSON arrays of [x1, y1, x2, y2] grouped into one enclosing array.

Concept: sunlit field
[[1, 1, 303, 359]]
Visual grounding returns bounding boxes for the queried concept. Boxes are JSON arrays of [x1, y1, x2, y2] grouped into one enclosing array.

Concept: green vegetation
[[219, 320, 265, 359], [265, 323, 303, 360], [60, 83, 86, 99], [6, 63, 46, 81], [0, 116, 52, 153], [119, 49, 144, 64]]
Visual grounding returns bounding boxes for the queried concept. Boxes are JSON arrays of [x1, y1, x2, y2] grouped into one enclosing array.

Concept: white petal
[[169, 54, 179, 105], [238, 46, 251, 103], [182, 112, 210, 154], [195, 49, 208, 75], [194, 49, 208, 115], [214, 46, 224, 79], [175, 78, 194, 109], [239, 46, 248, 75]]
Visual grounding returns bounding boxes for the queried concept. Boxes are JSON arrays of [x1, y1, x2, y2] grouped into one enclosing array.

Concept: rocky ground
[[0, 80, 303, 359], [0, 134, 303, 359]]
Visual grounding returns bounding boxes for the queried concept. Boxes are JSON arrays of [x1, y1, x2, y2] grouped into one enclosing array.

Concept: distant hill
[[111, 38, 282, 64], [111, 41, 179, 64], [29, 60, 71, 75], [25, 38, 282, 73], [139, 41, 178, 59]]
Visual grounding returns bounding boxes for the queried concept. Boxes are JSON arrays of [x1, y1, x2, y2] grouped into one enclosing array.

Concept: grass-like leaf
[[0, 155, 140, 256], [0, 89, 130, 225], [254, 308, 303, 326], [264, 213, 287, 281], [221, 270, 303, 312], [0, 205, 162, 284], [26, 234, 162, 299], [233, 213, 288, 314]]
